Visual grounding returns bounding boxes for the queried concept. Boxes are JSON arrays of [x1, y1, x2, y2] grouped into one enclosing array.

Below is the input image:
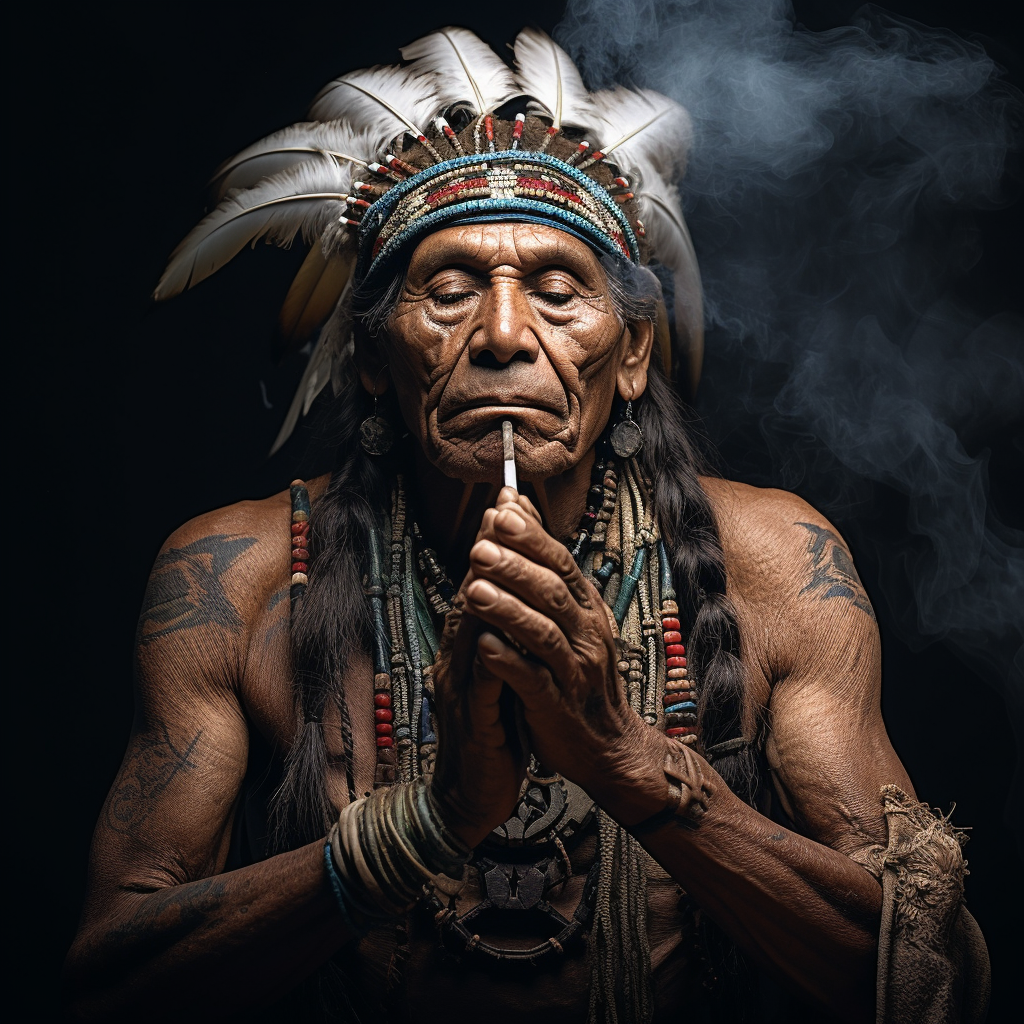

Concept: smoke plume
[[555, 0, 1023, 823]]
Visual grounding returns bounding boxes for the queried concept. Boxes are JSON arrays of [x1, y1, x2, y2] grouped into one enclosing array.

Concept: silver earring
[[610, 400, 644, 458], [359, 393, 394, 456]]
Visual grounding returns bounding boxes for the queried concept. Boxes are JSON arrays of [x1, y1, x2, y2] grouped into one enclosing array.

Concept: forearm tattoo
[[796, 522, 875, 620], [104, 723, 203, 834], [138, 534, 256, 643]]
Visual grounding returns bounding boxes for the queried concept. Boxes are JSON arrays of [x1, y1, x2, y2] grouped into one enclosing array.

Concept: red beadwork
[[376, 723, 393, 736], [666, 726, 698, 737], [512, 118, 525, 140], [291, 561, 308, 573], [661, 617, 680, 631], [485, 115, 494, 141], [373, 693, 391, 707], [667, 656, 687, 668], [374, 708, 393, 723], [663, 630, 682, 644], [546, 126, 558, 135], [376, 736, 393, 748], [291, 523, 308, 536], [663, 693, 696, 707], [291, 548, 309, 561], [665, 644, 686, 658]]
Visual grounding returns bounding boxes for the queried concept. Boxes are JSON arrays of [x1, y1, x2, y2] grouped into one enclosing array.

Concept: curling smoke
[[556, 0, 1024, 825]]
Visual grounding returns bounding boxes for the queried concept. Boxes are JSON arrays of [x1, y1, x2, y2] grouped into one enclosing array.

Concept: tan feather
[[274, 246, 355, 362]]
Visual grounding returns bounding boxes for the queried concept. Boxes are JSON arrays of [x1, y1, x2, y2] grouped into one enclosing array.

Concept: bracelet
[[627, 741, 712, 837], [325, 778, 471, 921]]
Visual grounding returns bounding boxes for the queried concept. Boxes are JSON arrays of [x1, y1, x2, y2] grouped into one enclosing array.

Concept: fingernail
[[497, 510, 525, 534], [473, 539, 501, 567], [477, 632, 505, 654], [468, 579, 500, 606]]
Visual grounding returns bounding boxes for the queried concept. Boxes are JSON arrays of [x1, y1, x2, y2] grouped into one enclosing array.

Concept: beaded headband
[[356, 148, 641, 288], [154, 27, 703, 451]]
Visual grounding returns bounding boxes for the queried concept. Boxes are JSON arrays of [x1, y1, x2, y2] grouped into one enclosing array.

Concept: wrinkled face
[[365, 222, 652, 483]]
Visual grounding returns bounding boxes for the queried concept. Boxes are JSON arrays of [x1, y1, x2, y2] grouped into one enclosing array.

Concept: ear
[[616, 318, 655, 402], [353, 338, 392, 397]]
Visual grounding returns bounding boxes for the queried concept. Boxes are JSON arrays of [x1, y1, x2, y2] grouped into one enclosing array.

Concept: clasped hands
[[430, 486, 682, 848]]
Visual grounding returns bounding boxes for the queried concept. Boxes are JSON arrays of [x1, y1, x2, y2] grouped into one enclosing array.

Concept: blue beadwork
[[664, 701, 698, 714], [357, 149, 640, 284]]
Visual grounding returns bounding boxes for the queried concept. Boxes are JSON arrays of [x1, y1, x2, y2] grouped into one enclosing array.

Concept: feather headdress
[[156, 27, 703, 451]]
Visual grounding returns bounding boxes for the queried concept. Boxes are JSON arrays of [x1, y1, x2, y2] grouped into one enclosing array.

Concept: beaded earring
[[609, 399, 644, 459]]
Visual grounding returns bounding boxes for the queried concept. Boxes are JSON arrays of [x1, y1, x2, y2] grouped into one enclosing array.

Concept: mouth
[[436, 402, 568, 440]]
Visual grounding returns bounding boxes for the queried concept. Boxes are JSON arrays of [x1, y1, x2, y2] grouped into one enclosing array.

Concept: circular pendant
[[359, 415, 394, 455], [610, 417, 644, 458]]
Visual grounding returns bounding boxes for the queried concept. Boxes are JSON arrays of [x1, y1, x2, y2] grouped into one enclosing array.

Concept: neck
[[410, 448, 596, 577]]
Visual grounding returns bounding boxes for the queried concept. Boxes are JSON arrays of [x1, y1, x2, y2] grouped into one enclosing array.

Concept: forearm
[[622, 770, 881, 1023], [64, 840, 349, 1022]]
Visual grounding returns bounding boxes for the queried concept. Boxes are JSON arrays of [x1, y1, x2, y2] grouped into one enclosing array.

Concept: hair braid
[[268, 376, 390, 853], [636, 365, 761, 803]]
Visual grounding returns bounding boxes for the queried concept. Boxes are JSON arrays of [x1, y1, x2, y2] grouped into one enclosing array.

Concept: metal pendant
[[359, 415, 394, 455], [610, 401, 644, 458]]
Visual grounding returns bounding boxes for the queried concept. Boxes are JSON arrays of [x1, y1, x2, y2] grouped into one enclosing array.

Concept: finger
[[470, 538, 587, 636], [438, 596, 485, 695], [477, 631, 560, 714], [467, 648, 508, 733], [490, 508, 598, 609], [465, 579, 578, 682], [495, 486, 543, 525]]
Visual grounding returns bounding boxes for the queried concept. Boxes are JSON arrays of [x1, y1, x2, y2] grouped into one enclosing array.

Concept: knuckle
[[538, 623, 562, 654]]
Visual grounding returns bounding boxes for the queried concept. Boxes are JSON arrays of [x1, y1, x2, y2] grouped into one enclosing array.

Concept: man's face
[[369, 222, 651, 484]]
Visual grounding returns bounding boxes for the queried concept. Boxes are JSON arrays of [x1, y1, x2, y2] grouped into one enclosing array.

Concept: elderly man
[[63, 29, 987, 1024]]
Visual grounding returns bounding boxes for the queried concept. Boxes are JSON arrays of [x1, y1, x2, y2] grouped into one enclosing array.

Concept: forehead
[[405, 222, 606, 281]]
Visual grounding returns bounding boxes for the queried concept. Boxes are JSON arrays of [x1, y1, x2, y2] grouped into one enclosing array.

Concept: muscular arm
[[63, 516, 352, 1021], [635, 506, 904, 1020], [465, 486, 913, 1023]]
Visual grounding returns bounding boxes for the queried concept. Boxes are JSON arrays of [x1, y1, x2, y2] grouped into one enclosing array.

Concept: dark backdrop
[[21, 1, 1021, 1020]]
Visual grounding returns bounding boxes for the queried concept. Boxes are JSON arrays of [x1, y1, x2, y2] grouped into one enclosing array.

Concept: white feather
[[270, 332, 333, 455], [270, 286, 353, 454], [589, 86, 692, 181], [210, 124, 377, 199], [512, 29, 595, 131], [309, 64, 441, 147], [155, 161, 354, 300], [401, 28, 519, 116], [637, 168, 704, 389]]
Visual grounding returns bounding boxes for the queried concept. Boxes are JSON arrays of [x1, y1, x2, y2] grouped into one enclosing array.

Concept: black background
[[19, 1, 1022, 1019]]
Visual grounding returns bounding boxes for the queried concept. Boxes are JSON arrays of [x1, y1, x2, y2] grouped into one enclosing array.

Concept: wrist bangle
[[627, 741, 712, 837], [327, 779, 471, 921]]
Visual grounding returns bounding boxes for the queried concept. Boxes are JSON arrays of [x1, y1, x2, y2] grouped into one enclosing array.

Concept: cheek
[[383, 313, 456, 420]]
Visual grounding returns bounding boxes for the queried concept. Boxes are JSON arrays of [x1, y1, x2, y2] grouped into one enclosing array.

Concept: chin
[[427, 434, 582, 485]]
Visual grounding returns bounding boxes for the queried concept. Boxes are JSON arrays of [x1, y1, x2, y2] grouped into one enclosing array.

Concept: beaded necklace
[[289, 454, 698, 992], [357, 452, 698, 796]]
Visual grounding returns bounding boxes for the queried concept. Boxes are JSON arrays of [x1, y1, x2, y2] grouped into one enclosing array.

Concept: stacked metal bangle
[[326, 778, 470, 926]]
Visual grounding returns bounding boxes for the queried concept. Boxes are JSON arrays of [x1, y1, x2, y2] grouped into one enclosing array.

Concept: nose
[[469, 280, 539, 368]]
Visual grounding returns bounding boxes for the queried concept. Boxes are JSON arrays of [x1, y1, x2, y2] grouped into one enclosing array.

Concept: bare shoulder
[[698, 477, 877, 680], [137, 475, 329, 659], [699, 478, 868, 604]]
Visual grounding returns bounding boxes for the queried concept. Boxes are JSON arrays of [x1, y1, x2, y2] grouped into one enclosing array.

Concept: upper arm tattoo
[[104, 723, 202, 834], [795, 522, 875, 621], [139, 534, 256, 643]]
